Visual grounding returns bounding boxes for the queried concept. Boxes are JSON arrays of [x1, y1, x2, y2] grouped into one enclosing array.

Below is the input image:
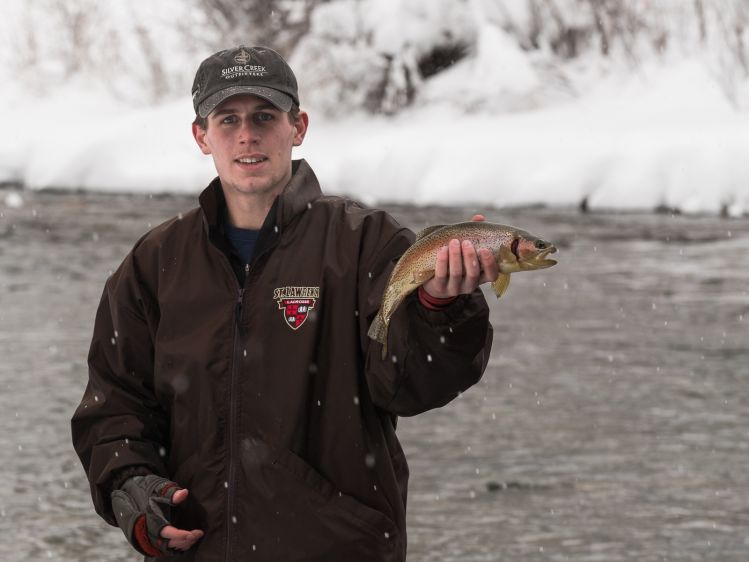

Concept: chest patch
[[273, 286, 320, 330]]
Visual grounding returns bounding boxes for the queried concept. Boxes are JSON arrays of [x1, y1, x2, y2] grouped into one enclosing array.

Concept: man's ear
[[292, 111, 310, 147], [192, 123, 212, 155]]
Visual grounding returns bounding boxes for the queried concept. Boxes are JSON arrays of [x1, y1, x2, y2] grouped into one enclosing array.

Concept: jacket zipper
[[225, 285, 244, 561], [224, 257, 272, 562]]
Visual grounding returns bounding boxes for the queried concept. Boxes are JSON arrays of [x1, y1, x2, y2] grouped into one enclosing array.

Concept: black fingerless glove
[[111, 475, 181, 557]]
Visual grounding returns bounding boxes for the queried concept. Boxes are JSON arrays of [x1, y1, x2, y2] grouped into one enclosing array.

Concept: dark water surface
[[1, 189, 747, 562]]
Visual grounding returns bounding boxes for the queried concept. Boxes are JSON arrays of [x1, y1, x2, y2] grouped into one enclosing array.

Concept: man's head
[[191, 46, 308, 203], [191, 46, 299, 119]]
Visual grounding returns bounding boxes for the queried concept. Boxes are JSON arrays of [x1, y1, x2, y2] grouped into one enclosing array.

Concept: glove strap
[[134, 514, 164, 557], [159, 481, 180, 500]]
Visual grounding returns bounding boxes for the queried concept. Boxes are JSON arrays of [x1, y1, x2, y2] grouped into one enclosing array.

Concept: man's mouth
[[236, 156, 268, 165]]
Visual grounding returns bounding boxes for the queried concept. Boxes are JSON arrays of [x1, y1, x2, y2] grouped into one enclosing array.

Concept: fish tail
[[369, 278, 418, 361], [367, 312, 386, 343], [367, 312, 389, 359]]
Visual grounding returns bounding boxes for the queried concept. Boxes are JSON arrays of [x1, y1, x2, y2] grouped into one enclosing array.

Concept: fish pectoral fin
[[415, 225, 447, 241], [492, 273, 511, 298], [498, 244, 515, 263], [412, 269, 435, 284]]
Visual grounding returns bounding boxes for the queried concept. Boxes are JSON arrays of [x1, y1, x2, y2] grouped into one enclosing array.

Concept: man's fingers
[[434, 245, 449, 281], [161, 525, 204, 551], [461, 240, 480, 291], [171, 532, 203, 551], [171, 488, 188, 504], [477, 248, 499, 283], [421, 245, 450, 298], [470, 214, 485, 222], [160, 526, 189, 540], [447, 239, 463, 295], [424, 236, 495, 298], [161, 525, 203, 540], [169, 536, 201, 551]]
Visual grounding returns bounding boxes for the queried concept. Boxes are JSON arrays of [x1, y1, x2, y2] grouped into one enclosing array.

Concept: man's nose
[[238, 119, 259, 143]]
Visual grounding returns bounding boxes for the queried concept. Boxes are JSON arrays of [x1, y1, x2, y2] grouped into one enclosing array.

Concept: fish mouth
[[520, 246, 558, 269]]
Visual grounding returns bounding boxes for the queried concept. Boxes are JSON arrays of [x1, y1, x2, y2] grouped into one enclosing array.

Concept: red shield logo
[[277, 298, 316, 330], [274, 286, 320, 330]]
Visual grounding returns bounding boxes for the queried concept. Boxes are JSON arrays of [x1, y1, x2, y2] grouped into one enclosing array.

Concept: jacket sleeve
[[359, 215, 493, 417], [71, 246, 169, 525]]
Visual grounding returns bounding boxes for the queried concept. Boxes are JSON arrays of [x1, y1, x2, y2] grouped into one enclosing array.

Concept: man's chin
[[226, 180, 277, 198]]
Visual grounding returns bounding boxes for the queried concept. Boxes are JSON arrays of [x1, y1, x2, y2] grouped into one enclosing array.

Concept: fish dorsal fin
[[415, 225, 447, 241]]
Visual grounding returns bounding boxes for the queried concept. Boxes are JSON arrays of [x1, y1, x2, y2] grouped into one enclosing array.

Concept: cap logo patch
[[234, 48, 252, 65], [274, 286, 320, 330]]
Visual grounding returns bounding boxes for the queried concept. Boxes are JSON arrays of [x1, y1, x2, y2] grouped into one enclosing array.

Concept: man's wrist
[[134, 514, 163, 557], [418, 286, 458, 310]]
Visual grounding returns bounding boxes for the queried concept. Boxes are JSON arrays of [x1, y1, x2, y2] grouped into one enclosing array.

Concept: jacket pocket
[[272, 447, 399, 548], [168, 453, 212, 535]]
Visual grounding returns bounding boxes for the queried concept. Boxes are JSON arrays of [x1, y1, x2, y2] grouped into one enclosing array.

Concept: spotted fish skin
[[368, 221, 558, 359]]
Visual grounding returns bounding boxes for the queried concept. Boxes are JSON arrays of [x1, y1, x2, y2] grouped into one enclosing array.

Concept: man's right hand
[[111, 475, 204, 556]]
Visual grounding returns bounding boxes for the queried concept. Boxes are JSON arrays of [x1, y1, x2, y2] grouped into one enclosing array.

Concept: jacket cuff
[[110, 465, 155, 494], [413, 291, 478, 327], [417, 286, 458, 310]]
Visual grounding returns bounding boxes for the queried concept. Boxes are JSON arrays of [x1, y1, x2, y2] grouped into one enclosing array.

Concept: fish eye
[[535, 240, 549, 249]]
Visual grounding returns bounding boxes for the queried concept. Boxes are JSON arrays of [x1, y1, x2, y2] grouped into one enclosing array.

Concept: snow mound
[[419, 24, 541, 111], [296, 58, 749, 216]]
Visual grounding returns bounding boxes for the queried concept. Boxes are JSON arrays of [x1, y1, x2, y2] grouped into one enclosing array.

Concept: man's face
[[192, 94, 308, 200]]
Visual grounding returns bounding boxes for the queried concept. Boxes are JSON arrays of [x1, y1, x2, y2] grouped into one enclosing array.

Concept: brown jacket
[[71, 160, 492, 561]]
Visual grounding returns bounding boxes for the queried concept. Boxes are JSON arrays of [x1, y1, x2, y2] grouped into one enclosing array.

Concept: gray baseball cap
[[191, 46, 299, 117]]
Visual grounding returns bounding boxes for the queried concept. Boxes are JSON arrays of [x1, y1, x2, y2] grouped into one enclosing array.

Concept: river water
[[0, 189, 747, 562]]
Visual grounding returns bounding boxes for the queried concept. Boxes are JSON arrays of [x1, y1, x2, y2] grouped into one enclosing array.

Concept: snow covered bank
[[301, 58, 749, 217], [2, 59, 748, 216]]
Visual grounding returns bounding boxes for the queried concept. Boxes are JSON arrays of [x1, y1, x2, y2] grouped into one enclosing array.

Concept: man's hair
[[193, 103, 301, 130]]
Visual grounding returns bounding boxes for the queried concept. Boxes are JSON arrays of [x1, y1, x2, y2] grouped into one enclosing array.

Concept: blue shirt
[[224, 219, 260, 270]]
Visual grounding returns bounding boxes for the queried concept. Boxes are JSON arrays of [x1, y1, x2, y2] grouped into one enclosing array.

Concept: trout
[[368, 221, 558, 359]]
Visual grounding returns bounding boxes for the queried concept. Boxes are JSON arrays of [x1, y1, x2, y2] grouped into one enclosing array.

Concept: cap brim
[[198, 86, 293, 117]]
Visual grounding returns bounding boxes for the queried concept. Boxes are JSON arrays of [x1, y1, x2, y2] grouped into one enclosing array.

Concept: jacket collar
[[198, 158, 322, 232], [275, 159, 323, 228]]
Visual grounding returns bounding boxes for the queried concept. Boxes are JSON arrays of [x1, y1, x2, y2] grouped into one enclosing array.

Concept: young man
[[72, 46, 497, 561]]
